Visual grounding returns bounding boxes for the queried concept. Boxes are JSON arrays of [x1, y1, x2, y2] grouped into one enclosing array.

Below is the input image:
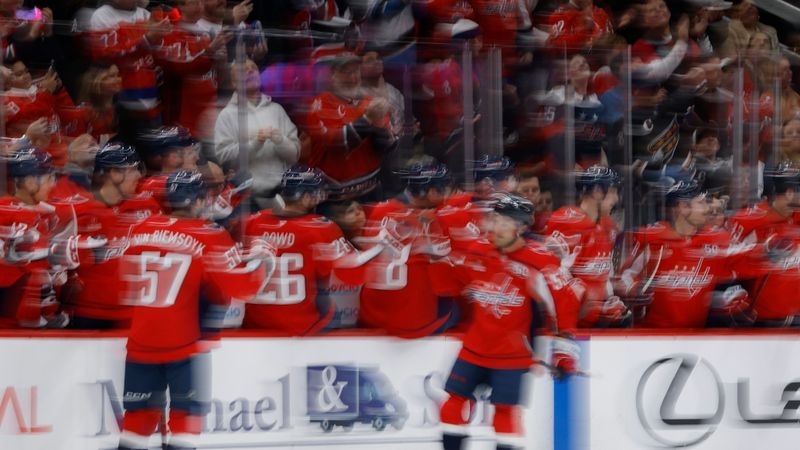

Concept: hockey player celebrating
[[63, 143, 161, 329], [469, 155, 518, 202], [729, 163, 800, 326], [0, 147, 66, 327], [544, 166, 630, 327], [118, 170, 272, 450], [243, 165, 375, 333], [137, 126, 200, 204], [356, 163, 456, 336], [618, 178, 753, 327], [440, 193, 583, 450]]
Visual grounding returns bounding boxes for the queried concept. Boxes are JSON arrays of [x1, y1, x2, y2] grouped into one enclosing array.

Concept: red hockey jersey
[[544, 206, 614, 325], [0, 197, 60, 327], [620, 222, 752, 328], [55, 193, 160, 322], [121, 215, 265, 362], [358, 200, 453, 337], [729, 203, 800, 320], [545, 3, 613, 52], [453, 240, 581, 369], [242, 212, 347, 335]]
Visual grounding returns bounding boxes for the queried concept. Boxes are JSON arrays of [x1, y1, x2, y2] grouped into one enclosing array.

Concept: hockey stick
[[640, 244, 664, 294], [534, 358, 593, 378]]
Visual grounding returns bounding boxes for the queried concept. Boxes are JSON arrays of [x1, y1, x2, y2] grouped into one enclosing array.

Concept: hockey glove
[[551, 336, 580, 380]]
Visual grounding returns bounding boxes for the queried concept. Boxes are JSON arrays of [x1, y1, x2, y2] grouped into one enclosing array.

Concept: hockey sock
[[440, 394, 472, 450], [494, 404, 524, 450], [118, 409, 161, 450], [167, 410, 202, 450]]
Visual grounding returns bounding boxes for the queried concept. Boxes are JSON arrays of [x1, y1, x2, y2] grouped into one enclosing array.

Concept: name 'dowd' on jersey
[[261, 232, 296, 249]]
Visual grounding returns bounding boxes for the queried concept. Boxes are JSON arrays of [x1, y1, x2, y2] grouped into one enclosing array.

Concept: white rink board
[[589, 336, 800, 450], [0, 336, 555, 450]]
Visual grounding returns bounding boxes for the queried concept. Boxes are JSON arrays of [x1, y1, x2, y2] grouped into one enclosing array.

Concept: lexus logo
[[636, 354, 724, 447]]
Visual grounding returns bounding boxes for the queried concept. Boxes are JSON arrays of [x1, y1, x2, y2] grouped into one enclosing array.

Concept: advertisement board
[[589, 336, 800, 450], [0, 335, 555, 450]]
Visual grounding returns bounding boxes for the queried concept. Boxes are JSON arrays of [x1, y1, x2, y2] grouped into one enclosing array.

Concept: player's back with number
[[359, 200, 451, 336], [243, 211, 339, 334], [123, 215, 255, 362]]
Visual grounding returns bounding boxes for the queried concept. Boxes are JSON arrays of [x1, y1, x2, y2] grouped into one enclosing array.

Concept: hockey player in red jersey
[[356, 163, 456, 336], [729, 163, 800, 326], [60, 143, 162, 329], [618, 178, 752, 328], [545, 166, 630, 327], [118, 170, 273, 450], [137, 126, 199, 206], [440, 193, 582, 450], [0, 146, 65, 328], [243, 165, 372, 334]]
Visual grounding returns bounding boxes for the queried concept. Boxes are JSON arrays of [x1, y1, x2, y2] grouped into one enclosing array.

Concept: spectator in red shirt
[[74, 64, 123, 145], [3, 60, 73, 167], [545, 0, 613, 52], [301, 53, 397, 202], [158, 0, 231, 140]]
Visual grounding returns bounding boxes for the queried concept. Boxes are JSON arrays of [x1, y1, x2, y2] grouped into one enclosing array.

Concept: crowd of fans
[[2, 0, 800, 333]]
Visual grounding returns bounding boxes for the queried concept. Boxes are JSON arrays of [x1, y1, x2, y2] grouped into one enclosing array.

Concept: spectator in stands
[[360, 49, 407, 195], [0, 1, 56, 67], [158, 0, 231, 140], [631, 0, 693, 82], [759, 57, 800, 126], [545, 0, 614, 52], [720, 0, 778, 57], [743, 31, 776, 93], [301, 53, 397, 202], [87, 0, 169, 139], [688, 3, 716, 57], [215, 58, 300, 210], [50, 134, 99, 199], [781, 118, 800, 165], [197, 0, 253, 36], [3, 60, 71, 167], [76, 64, 122, 145], [361, 50, 405, 136]]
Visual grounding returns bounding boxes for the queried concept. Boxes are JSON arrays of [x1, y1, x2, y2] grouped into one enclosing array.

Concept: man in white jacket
[[214, 59, 300, 209]]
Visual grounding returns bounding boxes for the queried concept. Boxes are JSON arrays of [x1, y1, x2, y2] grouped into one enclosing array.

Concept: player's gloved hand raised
[[49, 235, 107, 270], [44, 311, 70, 329], [599, 295, 633, 326], [709, 284, 756, 326], [551, 337, 581, 380]]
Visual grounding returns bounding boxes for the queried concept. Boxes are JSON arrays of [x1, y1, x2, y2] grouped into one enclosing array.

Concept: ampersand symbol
[[317, 366, 349, 413]]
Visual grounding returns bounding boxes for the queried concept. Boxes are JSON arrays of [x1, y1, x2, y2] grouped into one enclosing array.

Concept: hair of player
[[317, 199, 358, 219], [515, 167, 539, 183]]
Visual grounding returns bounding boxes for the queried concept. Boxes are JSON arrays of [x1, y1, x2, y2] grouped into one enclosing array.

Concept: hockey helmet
[[491, 192, 535, 226], [166, 170, 207, 209], [6, 146, 54, 178]]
